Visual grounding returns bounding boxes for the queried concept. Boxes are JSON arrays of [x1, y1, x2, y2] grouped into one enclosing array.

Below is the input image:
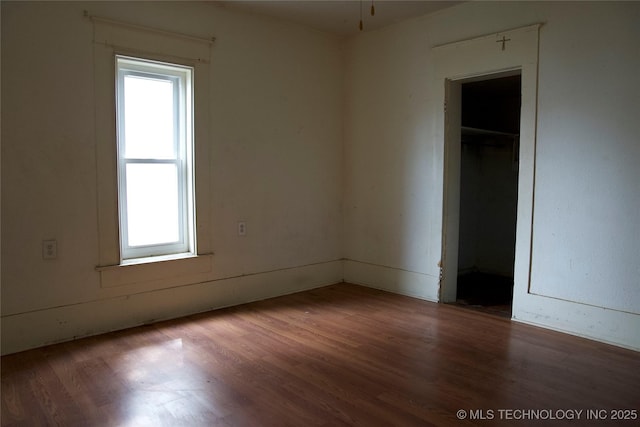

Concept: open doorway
[[435, 24, 540, 323], [455, 75, 521, 317]]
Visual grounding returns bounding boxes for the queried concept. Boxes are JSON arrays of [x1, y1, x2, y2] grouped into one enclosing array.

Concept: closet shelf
[[461, 126, 519, 138]]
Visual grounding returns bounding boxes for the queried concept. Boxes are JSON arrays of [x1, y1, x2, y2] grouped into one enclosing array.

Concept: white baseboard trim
[[4, 258, 638, 354], [512, 292, 640, 351], [345, 259, 640, 351], [1, 260, 342, 355], [344, 259, 439, 302]]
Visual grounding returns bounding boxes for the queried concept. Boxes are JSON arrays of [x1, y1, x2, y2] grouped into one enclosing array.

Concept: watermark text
[[456, 409, 638, 421]]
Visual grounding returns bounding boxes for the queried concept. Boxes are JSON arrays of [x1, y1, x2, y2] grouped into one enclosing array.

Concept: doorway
[[434, 24, 540, 322], [455, 75, 521, 317]]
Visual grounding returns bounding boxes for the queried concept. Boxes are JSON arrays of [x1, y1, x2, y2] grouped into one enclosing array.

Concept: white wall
[[3, 1, 639, 354], [1, 1, 344, 354], [344, 1, 640, 349], [343, 14, 443, 300]]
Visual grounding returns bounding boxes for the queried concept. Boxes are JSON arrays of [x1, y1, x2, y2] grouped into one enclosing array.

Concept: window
[[93, 17, 212, 287], [116, 56, 194, 261]]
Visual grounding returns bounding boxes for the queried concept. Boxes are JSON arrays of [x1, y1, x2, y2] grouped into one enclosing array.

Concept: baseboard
[[343, 259, 439, 302], [5, 258, 637, 354], [1, 260, 343, 355], [345, 259, 640, 351], [512, 292, 640, 351]]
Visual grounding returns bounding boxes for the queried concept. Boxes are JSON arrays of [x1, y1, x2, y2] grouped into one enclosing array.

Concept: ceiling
[[216, 1, 462, 36]]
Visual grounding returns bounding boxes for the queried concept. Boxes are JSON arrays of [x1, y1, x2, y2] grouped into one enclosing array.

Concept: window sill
[[96, 253, 213, 288], [118, 252, 200, 267]]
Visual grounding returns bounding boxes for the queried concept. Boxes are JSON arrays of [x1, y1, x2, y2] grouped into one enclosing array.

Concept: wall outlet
[[43, 239, 57, 260], [237, 221, 247, 237]]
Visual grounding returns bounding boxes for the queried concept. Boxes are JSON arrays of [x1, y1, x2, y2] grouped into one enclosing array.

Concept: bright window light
[[125, 163, 180, 246], [123, 75, 175, 159]]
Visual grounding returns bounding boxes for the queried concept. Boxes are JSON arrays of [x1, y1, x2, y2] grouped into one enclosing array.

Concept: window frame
[[115, 56, 195, 261], [92, 16, 213, 289]]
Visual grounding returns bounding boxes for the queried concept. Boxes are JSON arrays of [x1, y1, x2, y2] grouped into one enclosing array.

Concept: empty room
[[1, 1, 639, 425]]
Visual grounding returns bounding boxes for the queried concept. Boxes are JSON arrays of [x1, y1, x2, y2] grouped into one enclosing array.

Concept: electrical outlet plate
[[43, 239, 57, 259], [237, 221, 247, 236]]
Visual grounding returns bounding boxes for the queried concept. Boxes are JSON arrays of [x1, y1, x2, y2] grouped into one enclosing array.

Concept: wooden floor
[[2, 283, 639, 426]]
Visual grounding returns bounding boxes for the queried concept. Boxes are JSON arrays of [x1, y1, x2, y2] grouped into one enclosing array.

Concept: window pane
[[125, 163, 180, 247], [123, 75, 175, 159]]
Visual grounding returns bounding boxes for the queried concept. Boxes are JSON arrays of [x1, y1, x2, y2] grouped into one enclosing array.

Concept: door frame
[[432, 24, 541, 316]]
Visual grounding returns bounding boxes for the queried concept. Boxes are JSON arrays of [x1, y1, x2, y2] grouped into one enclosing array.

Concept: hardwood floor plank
[[2, 283, 639, 426]]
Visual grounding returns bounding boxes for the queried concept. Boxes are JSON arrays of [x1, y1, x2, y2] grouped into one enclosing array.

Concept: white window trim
[[116, 56, 195, 260], [93, 16, 213, 288]]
